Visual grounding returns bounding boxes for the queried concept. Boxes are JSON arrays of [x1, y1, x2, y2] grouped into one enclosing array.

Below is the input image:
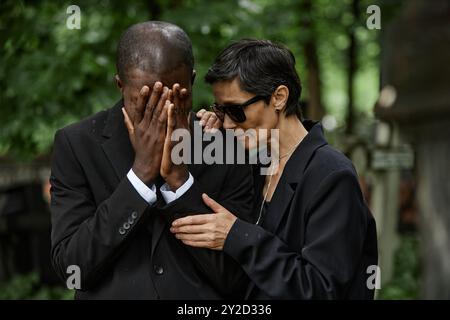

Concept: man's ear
[[115, 74, 124, 93], [191, 69, 196, 85], [272, 85, 289, 112]]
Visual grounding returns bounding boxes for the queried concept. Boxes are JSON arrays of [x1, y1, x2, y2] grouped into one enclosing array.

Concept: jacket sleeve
[[50, 129, 151, 290], [223, 169, 370, 299], [156, 163, 255, 298]]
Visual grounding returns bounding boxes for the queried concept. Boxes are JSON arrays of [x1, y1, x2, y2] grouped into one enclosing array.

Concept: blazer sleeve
[[50, 129, 152, 290], [223, 169, 369, 299], [156, 163, 255, 298]]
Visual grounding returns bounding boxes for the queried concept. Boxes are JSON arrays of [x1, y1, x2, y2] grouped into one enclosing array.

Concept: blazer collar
[[261, 120, 328, 233], [284, 120, 328, 183], [101, 99, 134, 182]]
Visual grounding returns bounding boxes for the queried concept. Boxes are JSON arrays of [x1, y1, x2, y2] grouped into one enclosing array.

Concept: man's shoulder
[[57, 100, 122, 142], [60, 108, 110, 137], [53, 101, 122, 155]]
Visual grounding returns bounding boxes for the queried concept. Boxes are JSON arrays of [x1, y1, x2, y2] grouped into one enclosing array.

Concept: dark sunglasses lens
[[226, 108, 246, 123]]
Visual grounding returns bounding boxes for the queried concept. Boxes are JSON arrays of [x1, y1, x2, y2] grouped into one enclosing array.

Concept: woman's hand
[[196, 109, 221, 133], [170, 193, 237, 250]]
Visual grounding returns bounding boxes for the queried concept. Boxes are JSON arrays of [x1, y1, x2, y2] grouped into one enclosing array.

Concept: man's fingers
[[163, 103, 175, 161], [122, 108, 136, 148], [180, 88, 188, 98], [142, 81, 163, 126], [172, 214, 214, 227], [134, 86, 149, 125], [172, 83, 181, 112], [202, 193, 224, 213], [158, 100, 170, 127], [153, 86, 170, 121], [179, 88, 189, 117], [167, 89, 173, 104], [167, 103, 176, 130]]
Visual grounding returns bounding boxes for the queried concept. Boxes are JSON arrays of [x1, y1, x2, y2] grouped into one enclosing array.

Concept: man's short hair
[[116, 21, 194, 83], [205, 39, 302, 119]]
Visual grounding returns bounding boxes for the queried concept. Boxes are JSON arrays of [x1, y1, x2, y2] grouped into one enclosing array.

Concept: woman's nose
[[222, 114, 237, 130]]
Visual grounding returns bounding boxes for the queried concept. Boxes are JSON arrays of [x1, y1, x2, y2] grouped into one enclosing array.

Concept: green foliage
[[1, 0, 148, 159], [0, 273, 73, 300], [378, 234, 421, 300], [1, 0, 385, 159]]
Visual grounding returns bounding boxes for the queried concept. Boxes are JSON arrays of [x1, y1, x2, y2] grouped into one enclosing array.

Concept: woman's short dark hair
[[205, 39, 302, 119]]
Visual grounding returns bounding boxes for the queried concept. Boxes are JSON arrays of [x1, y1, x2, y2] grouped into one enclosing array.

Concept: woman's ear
[[115, 74, 124, 93], [272, 85, 289, 112]]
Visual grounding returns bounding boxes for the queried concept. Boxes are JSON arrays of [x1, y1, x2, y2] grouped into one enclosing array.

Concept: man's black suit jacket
[[50, 100, 254, 299]]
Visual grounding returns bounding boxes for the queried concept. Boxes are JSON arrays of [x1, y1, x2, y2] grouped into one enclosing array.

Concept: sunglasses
[[211, 95, 267, 123]]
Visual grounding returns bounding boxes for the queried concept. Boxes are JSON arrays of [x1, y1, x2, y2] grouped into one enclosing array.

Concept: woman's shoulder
[[304, 144, 358, 181]]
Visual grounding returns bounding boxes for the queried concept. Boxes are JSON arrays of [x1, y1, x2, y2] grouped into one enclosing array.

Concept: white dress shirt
[[126, 169, 194, 205]]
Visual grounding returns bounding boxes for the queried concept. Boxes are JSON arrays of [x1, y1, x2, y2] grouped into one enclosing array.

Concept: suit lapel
[[101, 100, 134, 182], [262, 177, 296, 234]]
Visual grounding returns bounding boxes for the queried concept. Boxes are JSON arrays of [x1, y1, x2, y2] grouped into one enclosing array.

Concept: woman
[[170, 39, 378, 299]]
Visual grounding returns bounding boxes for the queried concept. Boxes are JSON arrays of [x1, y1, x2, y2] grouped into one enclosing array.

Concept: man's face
[[119, 64, 193, 123]]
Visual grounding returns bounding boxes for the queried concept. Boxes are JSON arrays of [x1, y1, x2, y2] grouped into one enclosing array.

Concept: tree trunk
[[299, 0, 325, 121], [346, 0, 358, 134]]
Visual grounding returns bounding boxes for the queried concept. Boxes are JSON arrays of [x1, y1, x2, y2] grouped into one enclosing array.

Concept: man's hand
[[122, 81, 172, 185], [160, 83, 190, 191]]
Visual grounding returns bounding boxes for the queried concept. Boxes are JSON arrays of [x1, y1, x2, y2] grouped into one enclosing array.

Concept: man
[[50, 21, 254, 299]]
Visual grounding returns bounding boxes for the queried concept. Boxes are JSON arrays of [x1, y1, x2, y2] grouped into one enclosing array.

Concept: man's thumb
[[122, 107, 134, 134]]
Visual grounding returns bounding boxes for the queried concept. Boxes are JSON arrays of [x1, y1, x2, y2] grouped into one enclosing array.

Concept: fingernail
[[199, 120, 205, 126], [210, 128, 218, 134]]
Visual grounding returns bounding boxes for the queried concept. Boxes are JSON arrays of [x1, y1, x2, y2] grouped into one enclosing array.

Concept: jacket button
[[131, 211, 138, 219], [123, 222, 130, 230], [119, 227, 126, 235], [154, 265, 164, 275], [128, 217, 134, 225]]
